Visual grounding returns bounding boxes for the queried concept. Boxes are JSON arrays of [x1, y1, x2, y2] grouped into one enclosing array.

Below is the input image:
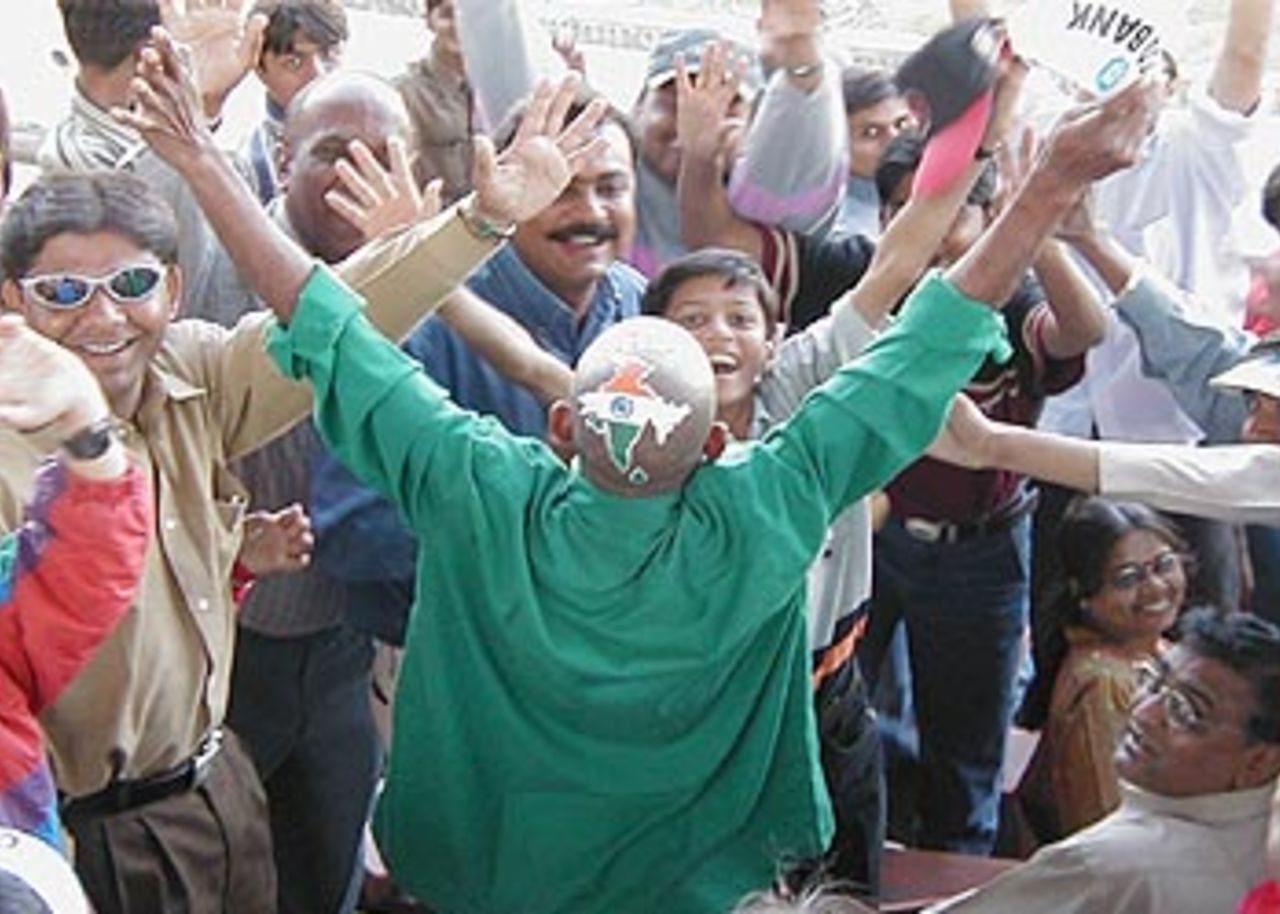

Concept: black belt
[[898, 488, 1039, 545], [61, 729, 223, 823]]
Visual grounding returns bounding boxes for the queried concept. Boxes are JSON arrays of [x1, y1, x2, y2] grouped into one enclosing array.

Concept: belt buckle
[[903, 517, 948, 543], [190, 728, 223, 786]]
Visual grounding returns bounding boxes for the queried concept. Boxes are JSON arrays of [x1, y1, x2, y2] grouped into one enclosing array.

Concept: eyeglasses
[[1134, 658, 1212, 733], [1107, 550, 1183, 592], [19, 265, 164, 312]]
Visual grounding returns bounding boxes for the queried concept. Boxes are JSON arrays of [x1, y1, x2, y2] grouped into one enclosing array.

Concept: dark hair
[[494, 89, 638, 166], [426, 0, 446, 14], [251, 0, 349, 55], [1179, 607, 1280, 744], [840, 67, 897, 118], [642, 247, 780, 335], [0, 87, 11, 200], [1020, 497, 1187, 729], [874, 130, 997, 210], [57, 0, 161, 71], [1262, 162, 1280, 233], [0, 172, 179, 279]]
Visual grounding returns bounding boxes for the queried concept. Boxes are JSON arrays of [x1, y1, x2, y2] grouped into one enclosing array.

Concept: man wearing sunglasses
[[927, 608, 1280, 914], [0, 59, 603, 914]]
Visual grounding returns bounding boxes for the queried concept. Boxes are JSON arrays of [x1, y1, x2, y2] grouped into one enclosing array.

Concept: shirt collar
[[1119, 780, 1277, 826], [480, 245, 631, 359], [69, 83, 148, 169]]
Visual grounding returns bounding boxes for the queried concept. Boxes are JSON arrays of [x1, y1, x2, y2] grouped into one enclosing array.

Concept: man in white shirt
[[928, 609, 1280, 914]]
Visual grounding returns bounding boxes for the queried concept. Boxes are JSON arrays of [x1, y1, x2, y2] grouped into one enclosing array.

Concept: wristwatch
[[459, 196, 517, 241], [785, 62, 823, 80], [61, 416, 118, 461]]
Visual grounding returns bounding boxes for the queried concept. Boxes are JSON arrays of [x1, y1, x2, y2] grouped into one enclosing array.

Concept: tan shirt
[[0, 205, 498, 796]]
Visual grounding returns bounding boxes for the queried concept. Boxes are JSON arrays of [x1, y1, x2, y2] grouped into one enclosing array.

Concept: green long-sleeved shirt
[[269, 266, 1008, 914]]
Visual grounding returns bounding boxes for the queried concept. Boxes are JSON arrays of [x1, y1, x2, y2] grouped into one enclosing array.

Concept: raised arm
[[933, 395, 1280, 526], [848, 60, 1026, 329], [675, 41, 763, 258], [726, 0, 846, 235], [1209, 0, 1275, 114], [455, 0, 563, 131], [947, 82, 1158, 308], [0, 315, 151, 710], [1065, 212, 1254, 442]]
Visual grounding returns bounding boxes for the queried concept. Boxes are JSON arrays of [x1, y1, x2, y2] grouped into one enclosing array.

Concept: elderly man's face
[[1116, 644, 1268, 797]]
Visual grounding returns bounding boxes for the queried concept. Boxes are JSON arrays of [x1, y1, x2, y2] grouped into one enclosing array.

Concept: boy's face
[[661, 273, 773, 421], [259, 35, 343, 109]]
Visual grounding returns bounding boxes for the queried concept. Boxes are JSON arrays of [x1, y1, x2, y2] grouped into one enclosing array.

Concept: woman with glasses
[[1012, 497, 1193, 846]]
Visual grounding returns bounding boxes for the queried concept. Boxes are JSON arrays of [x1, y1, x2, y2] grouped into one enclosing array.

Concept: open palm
[[471, 74, 608, 226]]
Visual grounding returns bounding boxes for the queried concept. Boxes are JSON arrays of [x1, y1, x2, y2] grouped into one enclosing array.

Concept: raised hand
[[325, 136, 445, 241], [0, 315, 110, 435], [758, 0, 821, 67], [469, 73, 608, 227], [675, 42, 747, 165], [160, 0, 267, 118], [1036, 79, 1161, 192], [112, 26, 220, 174], [1054, 186, 1101, 247], [239, 504, 314, 577]]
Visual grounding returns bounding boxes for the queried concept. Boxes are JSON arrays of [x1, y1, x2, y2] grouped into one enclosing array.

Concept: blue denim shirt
[[311, 244, 645, 595]]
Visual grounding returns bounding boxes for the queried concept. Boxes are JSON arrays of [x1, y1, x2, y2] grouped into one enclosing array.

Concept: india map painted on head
[[578, 358, 692, 486]]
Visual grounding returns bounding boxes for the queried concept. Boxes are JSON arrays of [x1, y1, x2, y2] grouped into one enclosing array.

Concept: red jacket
[[0, 458, 150, 845]]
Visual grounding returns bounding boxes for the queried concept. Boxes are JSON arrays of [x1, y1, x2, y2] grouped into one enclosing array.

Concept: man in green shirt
[[124, 27, 1159, 914]]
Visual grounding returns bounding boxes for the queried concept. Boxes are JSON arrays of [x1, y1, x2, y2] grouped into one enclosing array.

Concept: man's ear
[[0, 279, 24, 315], [164, 264, 185, 320], [701, 421, 728, 463], [546, 399, 577, 464], [1235, 741, 1280, 790]]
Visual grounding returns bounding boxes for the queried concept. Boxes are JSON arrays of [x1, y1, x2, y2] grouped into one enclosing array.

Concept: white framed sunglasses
[[19, 264, 165, 312]]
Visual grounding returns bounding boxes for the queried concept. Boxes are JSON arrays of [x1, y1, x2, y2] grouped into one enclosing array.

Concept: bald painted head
[[281, 70, 412, 263], [549, 317, 723, 496]]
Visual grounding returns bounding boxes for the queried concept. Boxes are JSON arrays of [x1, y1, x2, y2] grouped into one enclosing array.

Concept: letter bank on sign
[[1009, 0, 1169, 98]]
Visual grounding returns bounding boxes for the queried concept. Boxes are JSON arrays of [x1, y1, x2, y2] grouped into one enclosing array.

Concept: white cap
[[1211, 343, 1280, 401], [0, 829, 90, 914]]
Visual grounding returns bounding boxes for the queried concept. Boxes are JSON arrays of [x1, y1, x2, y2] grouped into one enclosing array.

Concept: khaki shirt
[[0, 205, 497, 796]]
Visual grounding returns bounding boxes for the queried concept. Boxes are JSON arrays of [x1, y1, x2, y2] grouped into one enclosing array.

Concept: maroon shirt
[[887, 280, 1084, 523]]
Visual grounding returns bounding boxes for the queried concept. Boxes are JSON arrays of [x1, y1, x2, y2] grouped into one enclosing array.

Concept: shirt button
[[196, 597, 211, 613], [164, 518, 178, 532]]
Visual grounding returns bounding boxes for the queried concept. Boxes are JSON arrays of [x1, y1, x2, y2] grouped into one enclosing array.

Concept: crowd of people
[[1, 0, 1280, 912]]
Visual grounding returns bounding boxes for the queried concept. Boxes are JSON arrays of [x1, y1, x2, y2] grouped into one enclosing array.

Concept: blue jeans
[[863, 513, 1030, 854]]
